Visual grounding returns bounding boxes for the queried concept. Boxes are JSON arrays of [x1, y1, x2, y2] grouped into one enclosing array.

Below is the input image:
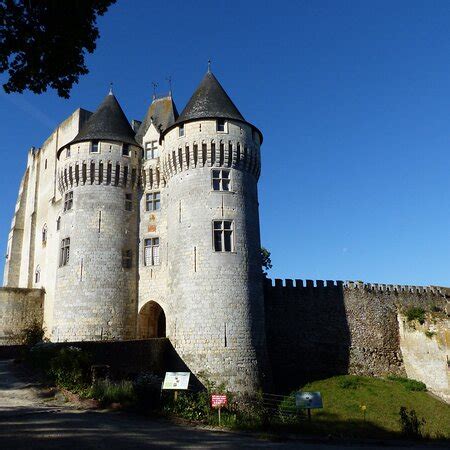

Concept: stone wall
[[0, 287, 44, 344], [264, 279, 448, 393]]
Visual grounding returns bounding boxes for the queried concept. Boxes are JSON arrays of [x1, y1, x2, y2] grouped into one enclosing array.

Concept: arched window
[[35, 266, 40, 284], [42, 224, 48, 245]]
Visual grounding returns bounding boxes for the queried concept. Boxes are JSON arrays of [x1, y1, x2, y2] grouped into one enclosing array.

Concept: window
[[145, 192, 160, 211], [217, 118, 226, 132], [64, 191, 73, 211], [145, 141, 159, 159], [91, 140, 99, 153], [122, 250, 132, 269], [45, 159, 48, 170], [42, 224, 48, 245], [35, 266, 40, 284], [60, 238, 70, 266], [179, 124, 184, 137], [144, 238, 160, 266], [125, 193, 132, 211], [213, 220, 234, 252], [122, 144, 130, 156], [212, 169, 231, 191], [66, 147, 71, 158], [56, 216, 61, 231]]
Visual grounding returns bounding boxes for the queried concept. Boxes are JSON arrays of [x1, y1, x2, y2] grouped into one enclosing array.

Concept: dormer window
[[91, 141, 99, 153], [217, 118, 226, 132], [122, 144, 130, 156], [179, 124, 184, 137]]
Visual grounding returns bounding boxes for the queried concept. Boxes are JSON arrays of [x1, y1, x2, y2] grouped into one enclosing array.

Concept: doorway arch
[[138, 301, 166, 339]]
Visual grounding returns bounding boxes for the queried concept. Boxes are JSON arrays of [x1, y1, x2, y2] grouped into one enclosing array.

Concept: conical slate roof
[[135, 95, 179, 144], [175, 71, 245, 124], [58, 92, 139, 157]]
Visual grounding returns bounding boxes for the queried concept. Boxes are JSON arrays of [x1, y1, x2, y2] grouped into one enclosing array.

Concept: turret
[[52, 91, 141, 341], [160, 70, 268, 392]]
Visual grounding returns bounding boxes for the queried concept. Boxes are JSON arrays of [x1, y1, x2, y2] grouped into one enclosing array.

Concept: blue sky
[[1, 0, 450, 286]]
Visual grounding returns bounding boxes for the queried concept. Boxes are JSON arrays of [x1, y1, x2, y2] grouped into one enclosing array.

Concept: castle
[[1, 70, 449, 399]]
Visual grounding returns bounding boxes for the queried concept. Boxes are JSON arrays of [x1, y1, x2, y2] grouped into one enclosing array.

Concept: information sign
[[295, 391, 323, 409], [162, 372, 190, 390], [211, 394, 227, 409]]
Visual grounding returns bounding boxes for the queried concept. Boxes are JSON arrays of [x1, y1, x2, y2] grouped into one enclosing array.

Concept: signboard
[[162, 372, 190, 390], [211, 394, 227, 409], [295, 391, 323, 409]]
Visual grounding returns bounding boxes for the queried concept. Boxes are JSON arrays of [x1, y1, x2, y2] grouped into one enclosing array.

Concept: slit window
[[60, 238, 70, 266], [217, 118, 226, 132], [125, 193, 132, 211], [56, 216, 61, 231], [66, 147, 71, 158], [179, 124, 184, 137], [144, 238, 160, 266], [42, 224, 48, 245], [122, 250, 132, 269], [213, 220, 234, 252], [64, 191, 73, 211], [91, 141, 99, 153], [146, 191, 161, 211], [35, 266, 40, 284], [212, 169, 231, 191]]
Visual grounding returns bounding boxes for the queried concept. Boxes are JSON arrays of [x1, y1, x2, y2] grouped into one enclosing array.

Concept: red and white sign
[[211, 394, 227, 409]]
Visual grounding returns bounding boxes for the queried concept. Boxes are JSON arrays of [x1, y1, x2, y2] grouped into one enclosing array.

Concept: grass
[[88, 379, 136, 406], [296, 375, 450, 439]]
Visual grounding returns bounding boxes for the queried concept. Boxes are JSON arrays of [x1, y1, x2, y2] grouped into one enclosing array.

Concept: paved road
[[0, 360, 446, 449]]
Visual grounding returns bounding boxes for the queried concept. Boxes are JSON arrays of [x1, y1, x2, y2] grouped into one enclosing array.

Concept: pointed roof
[[58, 92, 139, 157], [175, 71, 245, 124], [135, 95, 178, 144]]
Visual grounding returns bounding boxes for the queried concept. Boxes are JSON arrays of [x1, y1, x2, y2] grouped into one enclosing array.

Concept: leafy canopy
[[0, 0, 116, 98]]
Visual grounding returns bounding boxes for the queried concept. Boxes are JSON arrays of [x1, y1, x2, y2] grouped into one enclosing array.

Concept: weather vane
[[166, 76, 173, 96], [109, 82, 113, 95], [207, 59, 211, 73]]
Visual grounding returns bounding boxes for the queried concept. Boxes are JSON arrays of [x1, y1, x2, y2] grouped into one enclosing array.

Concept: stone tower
[[160, 70, 268, 392], [52, 92, 141, 341]]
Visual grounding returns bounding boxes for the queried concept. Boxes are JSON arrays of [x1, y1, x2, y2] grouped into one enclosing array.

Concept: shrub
[[424, 330, 436, 339], [49, 347, 92, 390], [133, 373, 162, 411], [164, 390, 211, 421], [90, 379, 135, 406], [387, 376, 426, 392], [406, 307, 426, 325], [399, 406, 426, 438], [20, 321, 46, 346], [431, 305, 442, 313]]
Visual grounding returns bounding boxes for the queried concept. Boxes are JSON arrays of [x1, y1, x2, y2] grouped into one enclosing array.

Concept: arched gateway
[[138, 301, 166, 339]]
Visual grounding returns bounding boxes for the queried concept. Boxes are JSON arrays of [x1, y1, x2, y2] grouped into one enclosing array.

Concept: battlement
[[265, 278, 446, 296]]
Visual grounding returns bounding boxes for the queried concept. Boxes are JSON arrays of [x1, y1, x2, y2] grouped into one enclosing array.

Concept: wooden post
[[218, 407, 221, 426], [174, 390, 178, 402]]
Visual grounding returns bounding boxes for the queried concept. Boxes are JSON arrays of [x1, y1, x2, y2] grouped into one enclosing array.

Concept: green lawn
[[296, 375, 450, 439]]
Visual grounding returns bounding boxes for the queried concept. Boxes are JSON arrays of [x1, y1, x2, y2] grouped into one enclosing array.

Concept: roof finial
[[166, 76, 173, 97], [108, 82, 113, 95], [151, 81, 158, 100], [207, 59, 211, 73]]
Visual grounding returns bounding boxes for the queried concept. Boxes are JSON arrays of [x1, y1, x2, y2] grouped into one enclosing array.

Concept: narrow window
[[122, 250, 132, 269], [64, 191, 73, 211], [82, 163, 87, 183], [59, 237, 70, 266], [213, 220, 234, 252], [122, 144, 130, 156], [98, 162, 103, 184], [68, 166, 73, 185], [35, 266, 40, 284], [123, 166, 128, 186], [185, 146, 190, 168], [45, 159, 48, 170], [56, 216, 61, 231], [42, 224, 48, 245], [131, 168, 137, 186], [144, 237, 160, 266], [90, 161, 95, 184], [75, 164, 79, 184], [145, 191, 161, 211], [179, 124, 184, 137], [202, 143, 207, 166], [178, 148, 183, 170], [125, 193, 132, 211], [212, 169, 231, 191], [115, 164, 120, 186], [145, 141, 159, 159], [91, 140, 99, 153], [66, 147, 71, 158], [106, 162, 112, 184], [211, 142, 216, 165], [228, 142, 233, 166], [219, 141, 224, 166], [217, 118, 226, 132], [193, 144, 198, 167]]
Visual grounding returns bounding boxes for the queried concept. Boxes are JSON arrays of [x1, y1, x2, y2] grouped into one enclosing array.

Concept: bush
[[20, 321, 46, 346], [49, 347, 92, 390], [89, 379, 135, 406], [424, 330, 436, 339], [133, 373, 162, 411], [399, 406, 426, 438], [387, 376, 426, 392], [406, 307, 426, 325]]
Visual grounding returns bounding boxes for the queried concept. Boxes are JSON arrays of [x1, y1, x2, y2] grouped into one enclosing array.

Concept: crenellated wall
[[264, 278, 448, 394]]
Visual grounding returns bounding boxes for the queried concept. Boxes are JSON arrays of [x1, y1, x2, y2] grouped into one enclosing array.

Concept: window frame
[[212, 220, 235, 253], [145, 191, 161, 212], [122, 143, 130, 157], [145, 141, 159, 160], [179, 124, 185, 137], [64, 191, 73, 211], [59, 237, 70, 267], [144, 237, 160, 266], [211, 169, 232, 192], [42, 224, 48, 246], [125, 193, 133, 211], [216, 118, 227, 133], [91, 140, 99, 153]]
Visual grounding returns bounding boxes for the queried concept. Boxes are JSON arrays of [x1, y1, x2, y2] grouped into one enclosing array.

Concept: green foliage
[[399, 407, 426, 438], [260, 247, 272, 276], [49, 347, 92, 390], [406, 307, 426, 325], [387, 376, 427, 392], [89, 379, 135, 406], [424, 330, 436, 339], [133, 373, 162, 411], [20, 321, 46, 346], [0, 0, 116, 98]]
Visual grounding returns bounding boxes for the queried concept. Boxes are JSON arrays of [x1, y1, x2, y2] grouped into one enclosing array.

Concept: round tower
[[161, 70, 268, 392], [52, 91, 141, 341]]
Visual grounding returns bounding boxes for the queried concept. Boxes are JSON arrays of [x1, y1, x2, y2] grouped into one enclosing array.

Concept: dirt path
[[0, 360, 446, 449]]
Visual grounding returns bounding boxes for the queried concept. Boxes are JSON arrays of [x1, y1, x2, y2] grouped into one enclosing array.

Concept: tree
[[0, 0, 116, 98], [261, 247, 272, 277]]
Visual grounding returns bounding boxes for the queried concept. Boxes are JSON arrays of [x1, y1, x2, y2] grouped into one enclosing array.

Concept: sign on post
[[295, 391, 323, 421], [211, 394, 228, 426], [162, 372, 190, 390]]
